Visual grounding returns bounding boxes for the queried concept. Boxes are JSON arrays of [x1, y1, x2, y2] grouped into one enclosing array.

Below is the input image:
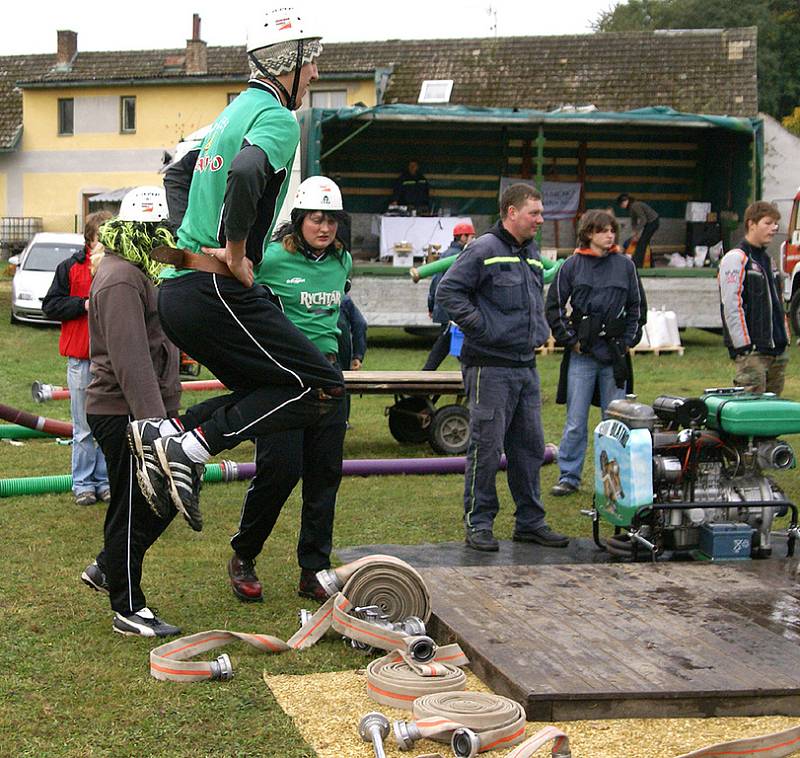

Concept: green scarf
[[98, 219, 176, 282]]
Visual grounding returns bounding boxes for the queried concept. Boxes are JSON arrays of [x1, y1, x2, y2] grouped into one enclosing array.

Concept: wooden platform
[[424, 560, 800, 721]]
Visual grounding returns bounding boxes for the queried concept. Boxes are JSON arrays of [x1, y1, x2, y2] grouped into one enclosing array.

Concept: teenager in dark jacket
[[42, 211, 112, 506], [545, 210, 642, 497], [437, 184, 568, 552], [718, 201, 788, 394]]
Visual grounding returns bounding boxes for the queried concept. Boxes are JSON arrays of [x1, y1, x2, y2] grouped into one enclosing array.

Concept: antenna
[[486, 4, 498, 37]]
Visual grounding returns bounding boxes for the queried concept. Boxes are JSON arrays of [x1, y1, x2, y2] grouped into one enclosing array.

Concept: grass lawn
[[0, 277, 798, 756]]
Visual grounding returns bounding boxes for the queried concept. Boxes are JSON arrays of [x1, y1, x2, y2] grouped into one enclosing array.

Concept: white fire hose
[[675, 724, 800, 758]]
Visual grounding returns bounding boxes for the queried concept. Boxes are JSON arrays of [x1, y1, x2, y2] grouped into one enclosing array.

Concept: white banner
[[499, 178, 582, 221]]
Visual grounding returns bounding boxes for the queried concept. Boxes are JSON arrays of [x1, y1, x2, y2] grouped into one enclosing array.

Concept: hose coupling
[[396, 615, 426, 636], [359, 711, 390, 758], [451, 727, 481, 758], [209, 653, 234, 681], [297, 608, 314, 628], [315, 568, 341, 597], [407, 635, 436, 663], [392, 719, 422, 751]]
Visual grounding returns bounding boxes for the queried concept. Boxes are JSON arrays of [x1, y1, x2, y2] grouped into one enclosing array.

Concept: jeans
[[557, 352, 625, 487], [67, 357, 108, 496]]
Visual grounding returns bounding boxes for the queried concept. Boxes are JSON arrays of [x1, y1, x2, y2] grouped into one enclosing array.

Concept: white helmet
[[246, 6, 322, 54], [293, 176, 343, 211], [119, 186, 169, 222]]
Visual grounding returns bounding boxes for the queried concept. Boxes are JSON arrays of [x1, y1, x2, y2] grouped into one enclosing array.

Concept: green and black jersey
[[255, 241, 352, 355], [166, 81, 298, 280]]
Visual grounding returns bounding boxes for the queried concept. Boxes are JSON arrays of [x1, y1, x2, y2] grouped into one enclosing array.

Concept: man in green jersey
[[227, 177, 350, 602], [128, 6, 344, 531]]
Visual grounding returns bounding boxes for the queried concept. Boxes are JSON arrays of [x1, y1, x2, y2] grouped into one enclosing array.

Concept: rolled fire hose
[[674, 724, 800, 758], [319, 554, 432, 622], [503, 726, 571, 758], [395, 691, 526, 753], [150, 555, 466, 683], [367, 654, 467, 711]]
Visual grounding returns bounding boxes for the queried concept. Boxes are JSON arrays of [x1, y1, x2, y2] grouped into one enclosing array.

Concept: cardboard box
[[685, 202, 712, 222]]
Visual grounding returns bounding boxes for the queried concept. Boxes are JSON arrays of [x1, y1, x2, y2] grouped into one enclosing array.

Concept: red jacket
[[42, 246, 93, 359]]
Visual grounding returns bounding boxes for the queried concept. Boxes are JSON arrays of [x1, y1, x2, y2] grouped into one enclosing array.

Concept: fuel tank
[[703, 391, 800, 437]]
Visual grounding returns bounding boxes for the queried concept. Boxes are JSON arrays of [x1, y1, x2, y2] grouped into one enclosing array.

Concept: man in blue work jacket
[[437, 184, 569, 552]]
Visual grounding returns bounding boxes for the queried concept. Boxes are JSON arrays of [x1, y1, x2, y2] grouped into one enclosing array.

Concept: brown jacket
[[86, 254, 181, 418]]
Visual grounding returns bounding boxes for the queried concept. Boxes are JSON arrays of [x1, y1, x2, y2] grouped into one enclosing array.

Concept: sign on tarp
[[498, 178, 581, 221]]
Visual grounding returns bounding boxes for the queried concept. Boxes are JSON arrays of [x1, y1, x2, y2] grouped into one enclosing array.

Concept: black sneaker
[[465, 528, 499, 552], [154, 436, 204, 531], [127, 418, 173, 519], [113, 608, 181, 638], [81, 561, 109, 594], [550, 481, 579, 497], [513, 525, 570, 548]]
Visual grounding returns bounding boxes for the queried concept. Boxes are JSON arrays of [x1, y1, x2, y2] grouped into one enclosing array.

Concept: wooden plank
[[425, 561, 800, 720], [342, 370, 463, 395]]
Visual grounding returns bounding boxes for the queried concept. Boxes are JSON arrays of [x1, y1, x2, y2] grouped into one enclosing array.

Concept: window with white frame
[[310, 90, 348, 109], [120, 96, 136, 133]]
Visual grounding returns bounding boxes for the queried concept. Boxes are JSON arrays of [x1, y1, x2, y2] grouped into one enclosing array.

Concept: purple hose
[[223, 446, 557, 481]]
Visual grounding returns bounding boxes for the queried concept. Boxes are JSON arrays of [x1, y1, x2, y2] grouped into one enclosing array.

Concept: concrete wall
[[350, 274, 721, 329]]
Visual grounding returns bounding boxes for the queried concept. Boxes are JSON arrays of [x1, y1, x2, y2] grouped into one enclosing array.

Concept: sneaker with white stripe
[[81, 561, 109, 594], [154, 436, 204, 531], [127, 418, 174, 519], [112, 607, 181, 637]]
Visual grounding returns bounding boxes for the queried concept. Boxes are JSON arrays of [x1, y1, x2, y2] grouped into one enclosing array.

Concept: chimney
[[56, 30, 78, 70], [185, 14, 207, 76]]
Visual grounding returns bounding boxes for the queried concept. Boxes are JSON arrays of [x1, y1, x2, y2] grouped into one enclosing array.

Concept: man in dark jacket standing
[[436, 184, 569, 552], [718, 201, 788, 394], [43, 211, 112, 506]]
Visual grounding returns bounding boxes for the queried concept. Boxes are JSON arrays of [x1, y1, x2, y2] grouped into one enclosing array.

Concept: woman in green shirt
[[227, 177, 352, 603]]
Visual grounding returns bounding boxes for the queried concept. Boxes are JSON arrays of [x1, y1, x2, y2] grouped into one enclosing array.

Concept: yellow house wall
[[25, 172, 162, 232], [22, 83, 239, 151], [8, 76, 375, 230]]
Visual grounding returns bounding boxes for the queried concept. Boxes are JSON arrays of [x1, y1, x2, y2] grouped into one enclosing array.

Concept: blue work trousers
[[462, 364, 547, 533]]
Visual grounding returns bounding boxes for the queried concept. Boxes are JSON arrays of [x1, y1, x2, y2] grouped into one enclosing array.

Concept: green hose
[[0, 463, 229, 498], [0, 425, 55, 440]]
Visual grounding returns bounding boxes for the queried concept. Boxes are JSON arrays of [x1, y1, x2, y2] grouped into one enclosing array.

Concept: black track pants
[[158, 273, 344, 454], [87, 413, 177, 615], [230, 383, 347, 571]]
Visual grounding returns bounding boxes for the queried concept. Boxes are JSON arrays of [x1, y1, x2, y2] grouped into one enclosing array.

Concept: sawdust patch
[[263, 668, 799, 757]]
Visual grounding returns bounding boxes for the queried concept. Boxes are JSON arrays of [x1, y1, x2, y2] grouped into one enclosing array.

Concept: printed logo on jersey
[[286, 277, 306, 284], [194, 155, 224, 173], [300, 291, 341, 309]]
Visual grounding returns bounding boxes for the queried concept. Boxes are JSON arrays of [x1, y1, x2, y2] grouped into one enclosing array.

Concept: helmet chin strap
[[247, 39, 305, 111]]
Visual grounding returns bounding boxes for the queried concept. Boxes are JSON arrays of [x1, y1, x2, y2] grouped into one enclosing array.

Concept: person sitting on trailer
[[391, 160, 431, 214], [422, 222, 475, 371], [546, 209, 644, 498]]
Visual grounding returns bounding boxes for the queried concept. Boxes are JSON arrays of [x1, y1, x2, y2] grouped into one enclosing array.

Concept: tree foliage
[[592, 0, 800, 119], [783, 107, 800, 138]]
